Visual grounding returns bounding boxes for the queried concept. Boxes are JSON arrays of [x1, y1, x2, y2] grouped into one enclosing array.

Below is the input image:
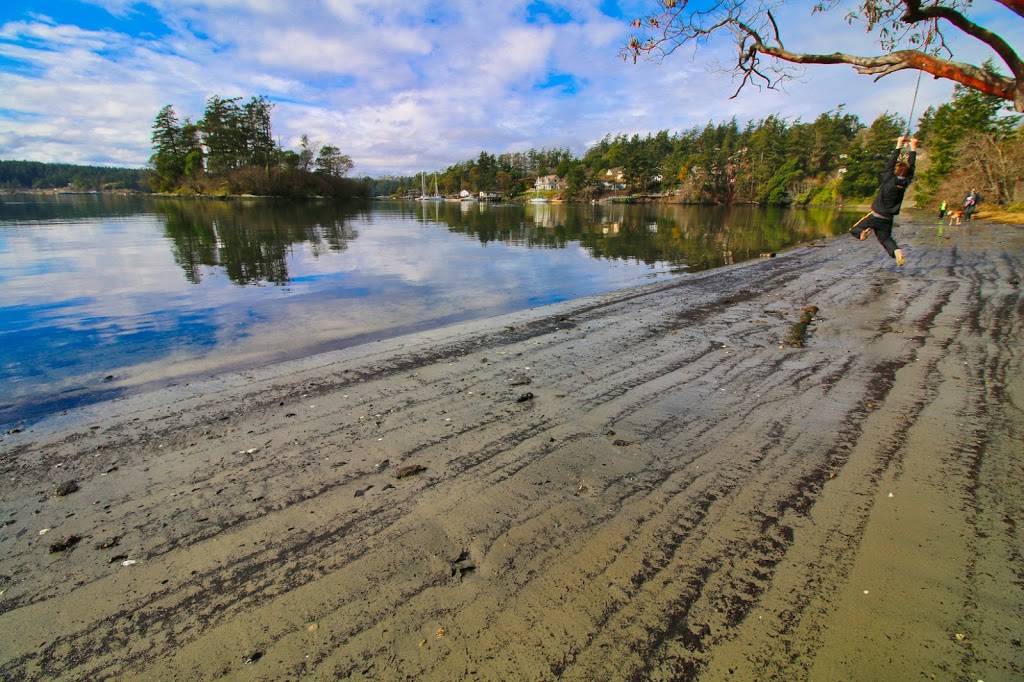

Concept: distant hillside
[[0, 160, 151, 191]]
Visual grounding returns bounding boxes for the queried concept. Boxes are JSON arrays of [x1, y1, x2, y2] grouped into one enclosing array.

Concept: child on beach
[[849, 135, 918, 267]]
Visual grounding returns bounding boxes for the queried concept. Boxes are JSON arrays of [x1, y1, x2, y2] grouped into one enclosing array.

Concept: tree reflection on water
[[155, 198, 855, 286], [155, 199, 364, 286]]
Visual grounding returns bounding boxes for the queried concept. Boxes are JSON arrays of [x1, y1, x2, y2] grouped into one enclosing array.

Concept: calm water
[[0, 193, 858, 425]]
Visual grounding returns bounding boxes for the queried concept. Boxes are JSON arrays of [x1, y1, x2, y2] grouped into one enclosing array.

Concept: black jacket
[[871, 147, 916, 217]]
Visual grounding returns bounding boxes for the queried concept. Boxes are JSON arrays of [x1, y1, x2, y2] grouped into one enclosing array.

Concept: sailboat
[[421, 173, 445, 202], [529, 183, 548, 204]]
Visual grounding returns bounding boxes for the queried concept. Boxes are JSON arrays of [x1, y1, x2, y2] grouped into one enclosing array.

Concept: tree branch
[[755, 43, 1015, 97], [901, 0, 1024, 80], [992, 0, 1024, 20], [625, 0, 1024, 113]]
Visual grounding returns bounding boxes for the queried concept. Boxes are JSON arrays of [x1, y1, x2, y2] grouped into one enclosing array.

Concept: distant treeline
[[0, 160, 151, 191], [396, 78, 1022, 208]]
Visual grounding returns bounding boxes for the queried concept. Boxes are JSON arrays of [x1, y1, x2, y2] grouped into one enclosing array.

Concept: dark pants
[[850, 212, 899, 258]]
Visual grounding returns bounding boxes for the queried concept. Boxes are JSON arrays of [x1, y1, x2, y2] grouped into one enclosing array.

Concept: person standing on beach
[[849, 135, 918, 267], [964, 190, 979, 220], [938, 200, 947, 220]]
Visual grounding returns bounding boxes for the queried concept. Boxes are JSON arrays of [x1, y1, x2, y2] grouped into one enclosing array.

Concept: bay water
[[0, 193, 857, 425]]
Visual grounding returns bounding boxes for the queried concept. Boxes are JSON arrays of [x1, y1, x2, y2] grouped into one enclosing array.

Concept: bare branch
[[623, 0, 1024, 112], [907, 2, 1023, 83]]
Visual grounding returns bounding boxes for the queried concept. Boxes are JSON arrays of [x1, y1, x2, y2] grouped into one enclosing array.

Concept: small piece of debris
[[245, 651, 263, 664], [450, 550, 476, 581], [120, 559, 137, 567], [48, 534, 82, 553], [786, 305, 820, 348], [95, 536, 120, 550], [54, 480, 79, 497], [394, 464, 426, 479], [516, 392, 534, 403]]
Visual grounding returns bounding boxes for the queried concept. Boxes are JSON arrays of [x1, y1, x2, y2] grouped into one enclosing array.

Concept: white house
[[600, 167, 627, 190], [535, 174, 563, 191]]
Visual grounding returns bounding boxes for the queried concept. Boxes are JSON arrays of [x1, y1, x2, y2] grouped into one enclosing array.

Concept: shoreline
[[1, 215, 1022, 680]]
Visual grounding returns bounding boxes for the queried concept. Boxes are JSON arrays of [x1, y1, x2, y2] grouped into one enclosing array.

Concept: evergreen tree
[[201, 95, 246, 175], [242, 96, 276, 169], [839, 112, 905, 200], [806, 106, 862, 176], [315, 145, 354, 177], [150, 105, 186, 191]]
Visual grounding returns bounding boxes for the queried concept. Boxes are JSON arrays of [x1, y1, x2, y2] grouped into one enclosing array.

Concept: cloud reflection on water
[[0, 194, 855, 424]]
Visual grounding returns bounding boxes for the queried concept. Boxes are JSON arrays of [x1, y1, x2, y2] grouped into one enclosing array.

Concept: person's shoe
[[894, 249, 906, 266], [859, 228, 873, 241]]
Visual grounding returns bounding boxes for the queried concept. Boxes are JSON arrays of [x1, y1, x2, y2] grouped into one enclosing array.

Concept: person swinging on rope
[[849, 135, 918, 267]]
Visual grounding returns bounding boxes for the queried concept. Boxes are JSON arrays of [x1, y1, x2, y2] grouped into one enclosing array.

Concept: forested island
[[148, 95, 370, 199], [2, 78, 1019, 209]]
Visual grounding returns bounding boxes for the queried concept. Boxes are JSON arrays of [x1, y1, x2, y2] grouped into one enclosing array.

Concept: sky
[[1, 0, 1021, 177]]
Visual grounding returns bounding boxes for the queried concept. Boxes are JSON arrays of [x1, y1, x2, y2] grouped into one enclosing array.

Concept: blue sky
[[1, 1, 1020, 176]]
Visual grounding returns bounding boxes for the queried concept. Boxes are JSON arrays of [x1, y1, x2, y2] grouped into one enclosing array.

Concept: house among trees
[[600, 168, 627, 190], [535, 174, 563, 191]]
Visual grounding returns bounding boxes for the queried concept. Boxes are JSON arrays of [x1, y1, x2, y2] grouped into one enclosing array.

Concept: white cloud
[[1, 0, 1020, 174]]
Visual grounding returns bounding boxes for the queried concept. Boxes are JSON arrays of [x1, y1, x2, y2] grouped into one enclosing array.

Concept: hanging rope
[[905, 69, 924, 137]]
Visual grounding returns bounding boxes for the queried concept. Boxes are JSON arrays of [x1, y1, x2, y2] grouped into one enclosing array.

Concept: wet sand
[[1, 213, 1022, 681]]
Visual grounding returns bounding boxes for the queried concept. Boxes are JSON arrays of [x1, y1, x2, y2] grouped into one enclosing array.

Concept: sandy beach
[[1, 212, 1021, 681]]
